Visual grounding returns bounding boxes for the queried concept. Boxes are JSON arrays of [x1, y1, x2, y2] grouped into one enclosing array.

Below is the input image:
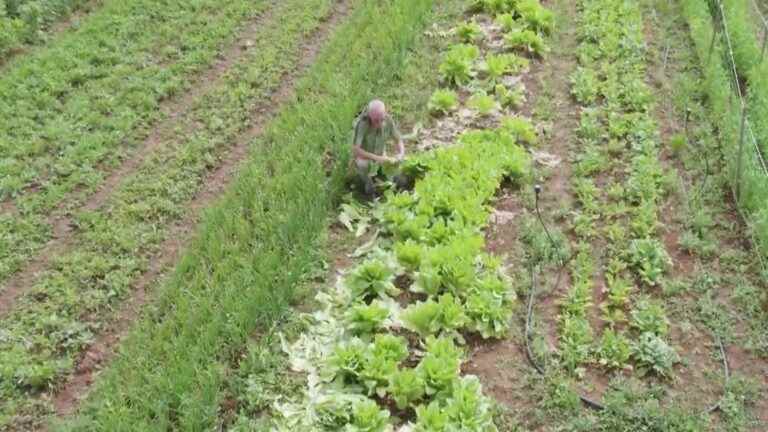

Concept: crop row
[[681, 0, 768, 260], [0, 0, 273, 286], [0, 0, 339, 427], [57, 0, 455, 429], [555, 0, 678, 378], [0, 0, 91, 58], [265, 1, 551, 429]]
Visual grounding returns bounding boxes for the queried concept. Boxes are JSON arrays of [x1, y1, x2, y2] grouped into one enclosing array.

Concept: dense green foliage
[[57, 0, 448, 429], [0, 0, 340, 428], [0, 0, 271, 286]]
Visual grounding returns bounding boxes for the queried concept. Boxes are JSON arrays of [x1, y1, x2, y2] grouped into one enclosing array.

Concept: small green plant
[[500, 116, 538, 145], [345, 257, 400, 299], [668, 133, 687, 154], [467, 92, 498, 116], [570, 67, 600, 104], [505, 28, 547, 55], [630, 297, 670, 336], [455, 20, 484, 43], [495, 83, 526, 109], [348, 399, 391, 431], [345, 301, 391, 336], [517, 0, 555, 35], [495, 13, 517, 32], [627, 239, 671, 286], [439, 44, 480, 86], [631, 332, 679, 377], [387, 368, 426, 409], [595, 329, 632, 369], [428, 89, 460, 116]]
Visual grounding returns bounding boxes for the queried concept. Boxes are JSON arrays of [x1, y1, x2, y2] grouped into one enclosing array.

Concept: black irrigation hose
[[524, 184, 732, 415]]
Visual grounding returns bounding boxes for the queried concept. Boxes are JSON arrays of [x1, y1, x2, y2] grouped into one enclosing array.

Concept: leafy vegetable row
[[556, 0, 678, 377]]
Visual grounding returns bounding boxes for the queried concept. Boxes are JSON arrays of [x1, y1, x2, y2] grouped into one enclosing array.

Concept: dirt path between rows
[[49, 0, 352, 420], [0, 2, 281, 319]]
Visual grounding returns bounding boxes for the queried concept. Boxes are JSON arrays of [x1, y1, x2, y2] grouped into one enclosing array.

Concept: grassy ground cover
[[0, 0, 92, 58], [681, 0, 768, 264], [0, 0, 273, 286], [54, 0, 451, 430], [0, 0, 340, 428]]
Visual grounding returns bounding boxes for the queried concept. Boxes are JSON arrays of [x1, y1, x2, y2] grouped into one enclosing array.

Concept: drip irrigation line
[[524, 185, 733, 416]]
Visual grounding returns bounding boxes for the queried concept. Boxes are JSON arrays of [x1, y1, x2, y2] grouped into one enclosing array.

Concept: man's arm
[[354, 145, 393, 163]]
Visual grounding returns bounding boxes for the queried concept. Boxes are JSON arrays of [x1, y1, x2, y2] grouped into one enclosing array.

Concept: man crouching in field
[[352, 99, 406, 197]]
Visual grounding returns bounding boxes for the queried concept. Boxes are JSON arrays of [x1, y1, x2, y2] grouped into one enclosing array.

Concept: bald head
[[368, 99, 386, 128]]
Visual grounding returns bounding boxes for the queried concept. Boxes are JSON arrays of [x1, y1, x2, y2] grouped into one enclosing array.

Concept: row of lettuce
[[553, 0, 678, 377], [52, 0, 458, 430], [269, 1, 553, 430], [0, 0, 339, 428], [684, 0, 768, 259], [0, 0, 273, 287]]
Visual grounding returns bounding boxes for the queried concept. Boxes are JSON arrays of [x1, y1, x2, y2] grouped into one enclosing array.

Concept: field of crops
[[1, 0, 767, 430]]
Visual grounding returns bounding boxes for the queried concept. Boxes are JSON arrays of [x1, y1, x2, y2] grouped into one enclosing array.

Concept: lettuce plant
[[439, 44, 480, 86], [387, 368, 426, 409], [345, 301, 391, 336], [595, 329, 632, 370], [345, 257, 400, 299], [347, 399, 391, 432], [495, 83, 526, 109], [630, 297, 670, 336], [427, 89, 459, 116], [401, 293, 468, 337], [500, 116, 538, 145], [631, 332, 679, 377], [505, 28, 547, 55], [627, 238, 671, 286], [517, 0, 554, 35], [464, 289, 511, 338], [467, 93, 498, 117], [456, 20, 484, 43]]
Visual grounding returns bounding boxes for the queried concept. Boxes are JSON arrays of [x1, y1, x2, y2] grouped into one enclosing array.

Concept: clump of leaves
[[495, 83, 526, 109], [417, 336, 463, 399], [517, 0, 555, 35], [481, 53, 527, 83], [348, 398, 391, 431], [472, 0, 516, 14], [495, 13, 517, 32], [428, 89, 459, 116], [345, 300, 392, 336], [630, 297, 670, 336], [595, 329, 632, 370], [439, 44, 480, 86], [500, 116, 537, 145], [631, 332, 679, 377], [467, 92, 498, 116], [344, 257, 400, 300], [669, 133, 687, 154], [627, 239, 671, 286], [570, 66, 600, 104], [387, 368, 426, 410], [505, 29, 547, 55], [456, 20, 484, 43], [400, 293, 468, 337]]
